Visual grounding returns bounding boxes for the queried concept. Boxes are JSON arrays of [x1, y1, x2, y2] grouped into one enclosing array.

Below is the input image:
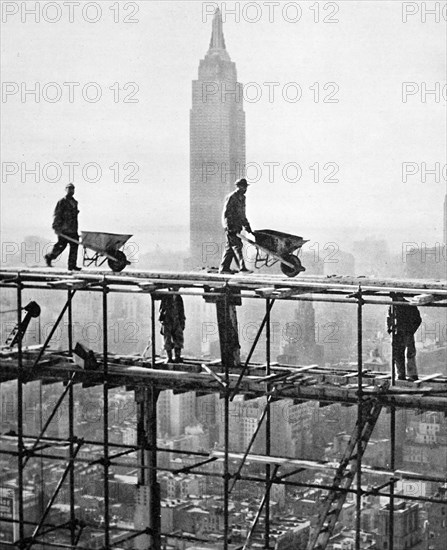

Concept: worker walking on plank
[[159, 292, 186, 363], [44, 183, 81, 271], [219, 178, 254, 274], [387, 292, 422, 381]]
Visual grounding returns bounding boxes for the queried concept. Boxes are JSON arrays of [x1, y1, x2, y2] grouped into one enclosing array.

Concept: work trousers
[[48, 233, 79, 270], [393, 332, 417, 379], [220, 230, 245, 272], [162, 323, 184, 351]]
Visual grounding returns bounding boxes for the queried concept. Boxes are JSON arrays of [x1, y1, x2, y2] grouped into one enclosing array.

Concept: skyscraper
[[189, 9, 246, 268]]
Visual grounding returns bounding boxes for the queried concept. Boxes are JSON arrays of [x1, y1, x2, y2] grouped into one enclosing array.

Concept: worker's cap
[[66, 183, 75, 189], [235, 178, 249, 188]]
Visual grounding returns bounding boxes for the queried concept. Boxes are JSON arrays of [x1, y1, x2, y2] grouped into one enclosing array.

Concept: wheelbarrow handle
[[58, 232, 123, 263], [238, 233, 296, 269], [237, 232, 256, 246], [57, 233, 82, 246]]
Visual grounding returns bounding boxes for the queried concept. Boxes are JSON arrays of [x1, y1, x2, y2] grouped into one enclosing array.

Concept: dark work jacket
[[387, 303, 422, 335], [159, 295, 185, 328], [222, 190, 250, 232], [52, 196, 79, 234]]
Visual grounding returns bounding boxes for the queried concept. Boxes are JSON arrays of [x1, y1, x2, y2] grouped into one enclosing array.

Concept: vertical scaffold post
[[67, 290, 76, 546], [216, 287, 241, 368], [147, 385, 161, 549], [150, 292, 161, 549], [151, 294, 156, 369], [223, 287, 230, 550], [16, 277, 24, 547], [214, 285, 242, 549], [390, 300, 396, 386], [389, 299, 396, 550], [135, 295, 161, 550], [265, 297, 271, 549], [389, 403, 396, 550], [102, 283, 110, 549], [356, 285, 363, 550], [137, 393, 161, 547]]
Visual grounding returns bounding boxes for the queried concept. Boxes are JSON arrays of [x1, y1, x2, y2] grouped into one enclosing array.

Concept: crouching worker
[[159, 291, 186, 363]]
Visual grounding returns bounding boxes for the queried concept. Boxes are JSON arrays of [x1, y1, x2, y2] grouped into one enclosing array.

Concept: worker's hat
[[66, 183, 75, 189], [235, 178, 249, 188]]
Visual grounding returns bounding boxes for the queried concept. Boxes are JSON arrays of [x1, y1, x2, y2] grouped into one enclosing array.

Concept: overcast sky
[[1, 0, 446, 253]]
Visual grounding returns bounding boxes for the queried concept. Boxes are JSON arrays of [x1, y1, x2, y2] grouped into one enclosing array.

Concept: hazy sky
[[1, 0, 446, 253]]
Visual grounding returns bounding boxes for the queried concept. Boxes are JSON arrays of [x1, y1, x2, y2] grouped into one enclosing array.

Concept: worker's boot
[[174, 348, 183, 363], [407, 357, 418, 381], [165, 350, 173, 364], [395, 360, 406, 381], [44, 254, 52, 267]]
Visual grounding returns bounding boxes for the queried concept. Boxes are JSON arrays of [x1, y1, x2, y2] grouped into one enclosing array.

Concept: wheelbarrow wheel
[[280, 255, 304, 277], [107, 250, 127, 272]]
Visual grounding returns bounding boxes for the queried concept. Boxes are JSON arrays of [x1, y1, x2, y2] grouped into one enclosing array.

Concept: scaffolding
[[0, 268, 446, 550]]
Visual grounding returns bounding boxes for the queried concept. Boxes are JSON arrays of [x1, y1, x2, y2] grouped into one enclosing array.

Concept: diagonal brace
[[26, 441, 83, 548], [229, 394, 274, 493], [242, 464, 280, 550], [201, 363, 227, 390], [32, 290, 77, 368], [176, 457, 218, 474], [23, 374, 76, 467], [230, 299, 276, 400]]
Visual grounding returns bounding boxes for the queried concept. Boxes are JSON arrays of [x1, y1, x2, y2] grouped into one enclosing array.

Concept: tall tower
[[189, 9, 246, 268]]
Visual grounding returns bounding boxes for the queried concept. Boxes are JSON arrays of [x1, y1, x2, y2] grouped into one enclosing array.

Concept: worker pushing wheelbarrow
[[219, 178, 308, 277], [240, 229, 309, 277], [44, 183, 132, 272]]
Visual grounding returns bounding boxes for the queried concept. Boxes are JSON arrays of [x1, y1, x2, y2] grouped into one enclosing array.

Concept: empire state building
[[189, 9, 246, 267]]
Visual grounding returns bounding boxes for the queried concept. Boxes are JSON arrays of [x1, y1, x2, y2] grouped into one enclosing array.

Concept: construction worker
[[159, 292, 186, 363], [219, 178, 253, 274], [44, 183, 81, 270], [387, 293, 422, 381]]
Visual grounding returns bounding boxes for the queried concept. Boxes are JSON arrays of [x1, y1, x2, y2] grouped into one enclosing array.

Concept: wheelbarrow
[[59, 231, 132, 272], [240, 229, 308, 277]]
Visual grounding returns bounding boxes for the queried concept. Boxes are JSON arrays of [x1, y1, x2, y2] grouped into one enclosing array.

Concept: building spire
[[209, 8, 226, 50]]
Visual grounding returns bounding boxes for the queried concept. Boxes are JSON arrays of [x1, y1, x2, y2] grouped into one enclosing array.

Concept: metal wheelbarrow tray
[[240, 229, 309, 277], [81, 231, 132, 272], [60, 231, 132, 272]]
